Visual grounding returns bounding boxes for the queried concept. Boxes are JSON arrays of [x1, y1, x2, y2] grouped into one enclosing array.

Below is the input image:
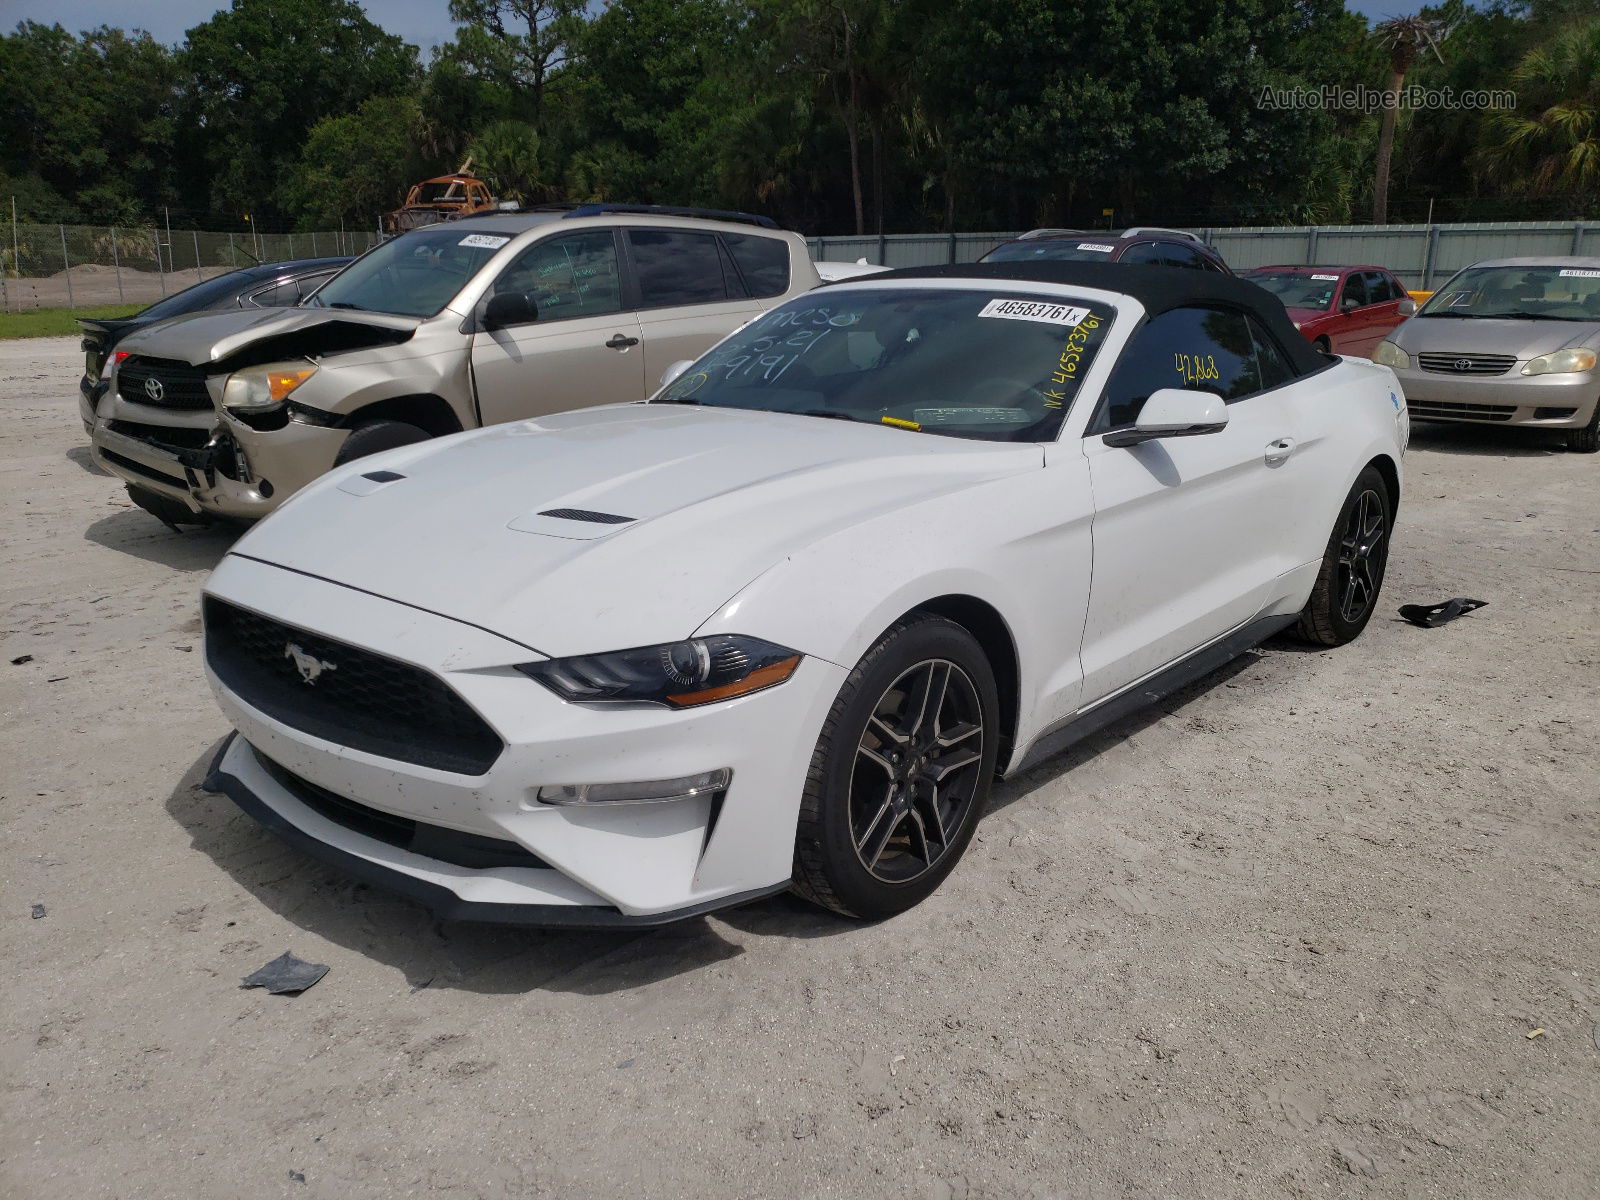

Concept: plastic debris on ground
[[241, 951, 330, 995]]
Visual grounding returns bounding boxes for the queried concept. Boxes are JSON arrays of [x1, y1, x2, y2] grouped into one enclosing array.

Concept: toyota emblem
[[144, 376, 165, 402], [1453, 358, 1472, 371]]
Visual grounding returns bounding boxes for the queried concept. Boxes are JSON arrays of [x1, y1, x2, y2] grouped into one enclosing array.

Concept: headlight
[[222, 362, 317, 414], [1521, 347, 1597, 376], [1372, 340, 1410, 369], [517, 635, 801, 708]]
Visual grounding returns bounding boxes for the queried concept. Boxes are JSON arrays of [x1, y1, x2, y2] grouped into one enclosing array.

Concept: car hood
[[1393, 315, 1600, 358], [1285, 306, 1332, 327], [228, 403, 1042, 658], [115, 306, 422, 366]]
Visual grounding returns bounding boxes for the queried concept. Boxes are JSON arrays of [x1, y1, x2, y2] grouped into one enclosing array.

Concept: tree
[[1479, 17, 1600, 205], [467, 121, 546, 201], [180, 0, 420, 224], [288, 95, 428, 228], [443, 0, 588, 121], [1370, 16, 1449, 223]]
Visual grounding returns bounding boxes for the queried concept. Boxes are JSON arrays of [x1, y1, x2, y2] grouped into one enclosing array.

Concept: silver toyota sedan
[[1374, 256, 1600, 453]]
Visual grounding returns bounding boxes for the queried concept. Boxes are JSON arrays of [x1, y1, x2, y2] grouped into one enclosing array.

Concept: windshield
[[136, 269, 260, 319], [1245, 271, 1340, 311], [1419, 264, 1600, 321], [307, 227, 515, 317], [982, 239, 1120, 264], [652, 288, 1114, 442]]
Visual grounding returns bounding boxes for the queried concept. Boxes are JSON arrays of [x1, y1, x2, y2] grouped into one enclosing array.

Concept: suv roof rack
[[562, 203, 780, 230], [1120, 226, 1206, 244]]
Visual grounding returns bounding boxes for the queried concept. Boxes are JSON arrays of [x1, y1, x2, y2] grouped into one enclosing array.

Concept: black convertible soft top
[[865, 261, 1328, 376]]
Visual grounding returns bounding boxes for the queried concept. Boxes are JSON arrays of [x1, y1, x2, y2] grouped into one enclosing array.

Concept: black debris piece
[[10, 654, 32, 665], [1399, 598, 1488, 628], [289, 1169, 306, 1183], [31, 904, 46, 919], [241, 951, 330, 995]]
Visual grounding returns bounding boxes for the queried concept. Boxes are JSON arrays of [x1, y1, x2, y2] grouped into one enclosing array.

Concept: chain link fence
[[0, 222, 382, 312]]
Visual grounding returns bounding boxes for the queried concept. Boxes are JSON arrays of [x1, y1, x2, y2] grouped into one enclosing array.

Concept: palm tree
[[1370, 16, 1449, 224], [1479, 18, 1600, 203]]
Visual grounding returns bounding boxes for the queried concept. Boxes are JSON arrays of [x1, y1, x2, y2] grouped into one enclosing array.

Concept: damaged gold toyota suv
[[90, 205, 820, 525]]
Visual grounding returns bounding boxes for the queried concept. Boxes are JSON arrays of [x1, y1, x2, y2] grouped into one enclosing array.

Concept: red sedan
[[1242, 265, 1416, 356]]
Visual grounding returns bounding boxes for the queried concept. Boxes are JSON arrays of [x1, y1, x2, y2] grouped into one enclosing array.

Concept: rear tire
[[332, 419, 430, 467], [792, 615, 999, 919], [126, 484, 206, 529], [1567, 403, 1599, 454], [1296, 466, 1393, 647], [1313, 336, 1332, 356]]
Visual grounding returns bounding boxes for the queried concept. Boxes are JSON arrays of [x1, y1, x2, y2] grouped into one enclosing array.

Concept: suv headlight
[[1521, 347, 1597, 376], [517, 635, 801, 708], [1372, 340, 1410, 369], [222, 362, 317, 414]]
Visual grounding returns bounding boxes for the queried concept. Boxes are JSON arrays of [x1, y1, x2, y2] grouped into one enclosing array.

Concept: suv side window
[[294, 271, 337, 302], [1095, 305, 1264, 430], [247, 279, 300, 308], [1367, 271, 1398, 302], [723, 232, 790, 297], [1342, 272, 1370, 308], [628, 229, 731, 308], [1121, 241, 1206, 270], [493, 230, 622, 320]]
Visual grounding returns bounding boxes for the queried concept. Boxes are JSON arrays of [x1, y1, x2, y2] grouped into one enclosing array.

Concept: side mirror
[[1341, 294, 1361, 312], [1103, 388, 1228, 448], [660, 359, 695, 388], [1397, 297, 1417, 316], [482, 291, 537, 330]]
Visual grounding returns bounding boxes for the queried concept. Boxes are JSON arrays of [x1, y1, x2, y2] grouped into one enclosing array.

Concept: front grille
[[1417, 352, 1516, 376], [257, 753, 546, 870], [117, 356, 214, 409], [107, 419, 213, 452], [100, 447, 188, 488], [1408, 399, 1517, 422], [205, 598, 504, 776]]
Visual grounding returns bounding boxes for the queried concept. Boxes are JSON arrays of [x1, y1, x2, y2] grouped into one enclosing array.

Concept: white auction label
[[1558, 268, 1600, 278], [1311, 273, 1340, 281], [978, 298, 1092, 326], [459, 234, 510, 249], [1076, 243, 1115, 253]]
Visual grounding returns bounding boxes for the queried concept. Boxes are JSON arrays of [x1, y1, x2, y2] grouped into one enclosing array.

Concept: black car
[[78, 256, 351, 429], [981, 227, 1232, 273]]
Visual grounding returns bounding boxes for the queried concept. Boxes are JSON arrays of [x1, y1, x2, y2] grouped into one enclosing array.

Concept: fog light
[[536, 769, 731, 806]]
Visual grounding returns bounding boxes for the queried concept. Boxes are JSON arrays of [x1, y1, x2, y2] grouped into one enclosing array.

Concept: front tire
[[793, 615, 999, 919], [333, 419, 431, 467], [1567, 403, 1599, 454], [1296, 466, 1393, 646]]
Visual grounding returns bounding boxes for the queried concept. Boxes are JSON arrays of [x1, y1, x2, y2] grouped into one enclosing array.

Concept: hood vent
[[537, 507, 635, 525]]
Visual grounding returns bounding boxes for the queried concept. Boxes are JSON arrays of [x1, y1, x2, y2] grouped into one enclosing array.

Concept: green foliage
[[466, 121, 545, 201], [289, 95, 430, 229], [1479, 17, 1600, 201]]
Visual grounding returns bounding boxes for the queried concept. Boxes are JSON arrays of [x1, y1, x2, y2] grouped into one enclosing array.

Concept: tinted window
[[493, 230, 622, 320], [247, 279, 300, 308], [136, 269, 266, 320], [982, 239, 1121, 263], [655, 288, 1113, 443], [1342, 273, 1369, 307], [1246, 271, 1339, 309], [1161, 244, 1207, 270], [1250, 318, 1297, 389], [293, 271, 337, 301], [1097, 305, 1262, 429], [723, 233, 790, 298], [628, 230, 730, 307]]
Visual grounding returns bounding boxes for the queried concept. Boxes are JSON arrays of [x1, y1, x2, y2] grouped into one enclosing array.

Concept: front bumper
[[89, 397, 349, 518], [199, 554, 846, 923], [1392, 363, 1600, 430]]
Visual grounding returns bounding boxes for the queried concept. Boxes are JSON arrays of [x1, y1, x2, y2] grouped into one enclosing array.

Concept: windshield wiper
[[654, 396, 700, 405], [1417, 311, 1475, 318], [799, 409, 859, 422], [326, 302, 365, 310]]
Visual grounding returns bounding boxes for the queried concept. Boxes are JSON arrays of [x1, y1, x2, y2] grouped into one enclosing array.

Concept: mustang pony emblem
[[284, 642, 337, 685]]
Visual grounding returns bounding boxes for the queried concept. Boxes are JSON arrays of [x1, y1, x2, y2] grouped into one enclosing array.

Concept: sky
[[3, 0, 1427, 52]]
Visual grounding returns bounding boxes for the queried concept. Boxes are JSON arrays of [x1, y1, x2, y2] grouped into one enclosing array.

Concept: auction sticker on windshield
[[1559, 269, 1600, 278], [1311, 274, 1340, 281], [459, 234, 510, 249], [1077, 243, 1115, 253], [978, 298, 1092, 326]]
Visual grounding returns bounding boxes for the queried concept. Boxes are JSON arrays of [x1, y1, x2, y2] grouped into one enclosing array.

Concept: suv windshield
[[653, 287, 1114, 442], [1420, 264, 1600, 321], [1245, 271, 1340, 310], [308, 227, 515, 317], [982, 239, 1119, 264]]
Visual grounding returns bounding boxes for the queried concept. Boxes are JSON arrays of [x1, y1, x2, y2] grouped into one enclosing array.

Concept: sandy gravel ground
[[3, 335, 1597, 1200]]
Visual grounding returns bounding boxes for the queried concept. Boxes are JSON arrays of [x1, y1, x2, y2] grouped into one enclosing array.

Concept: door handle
[[605, 333, 640, 350], [1264, 437, 1296, 466]]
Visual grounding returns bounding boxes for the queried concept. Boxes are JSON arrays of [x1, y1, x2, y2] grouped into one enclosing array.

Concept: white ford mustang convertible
[[201, 262, 1407, 925]]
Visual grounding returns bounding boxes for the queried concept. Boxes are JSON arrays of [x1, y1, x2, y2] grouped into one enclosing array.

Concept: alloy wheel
[[849, 659, 985, 884], [1336, 488, 1387, 623]]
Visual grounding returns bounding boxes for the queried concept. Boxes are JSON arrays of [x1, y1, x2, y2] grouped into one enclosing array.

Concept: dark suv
[[982, 227, 1232, 273]]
